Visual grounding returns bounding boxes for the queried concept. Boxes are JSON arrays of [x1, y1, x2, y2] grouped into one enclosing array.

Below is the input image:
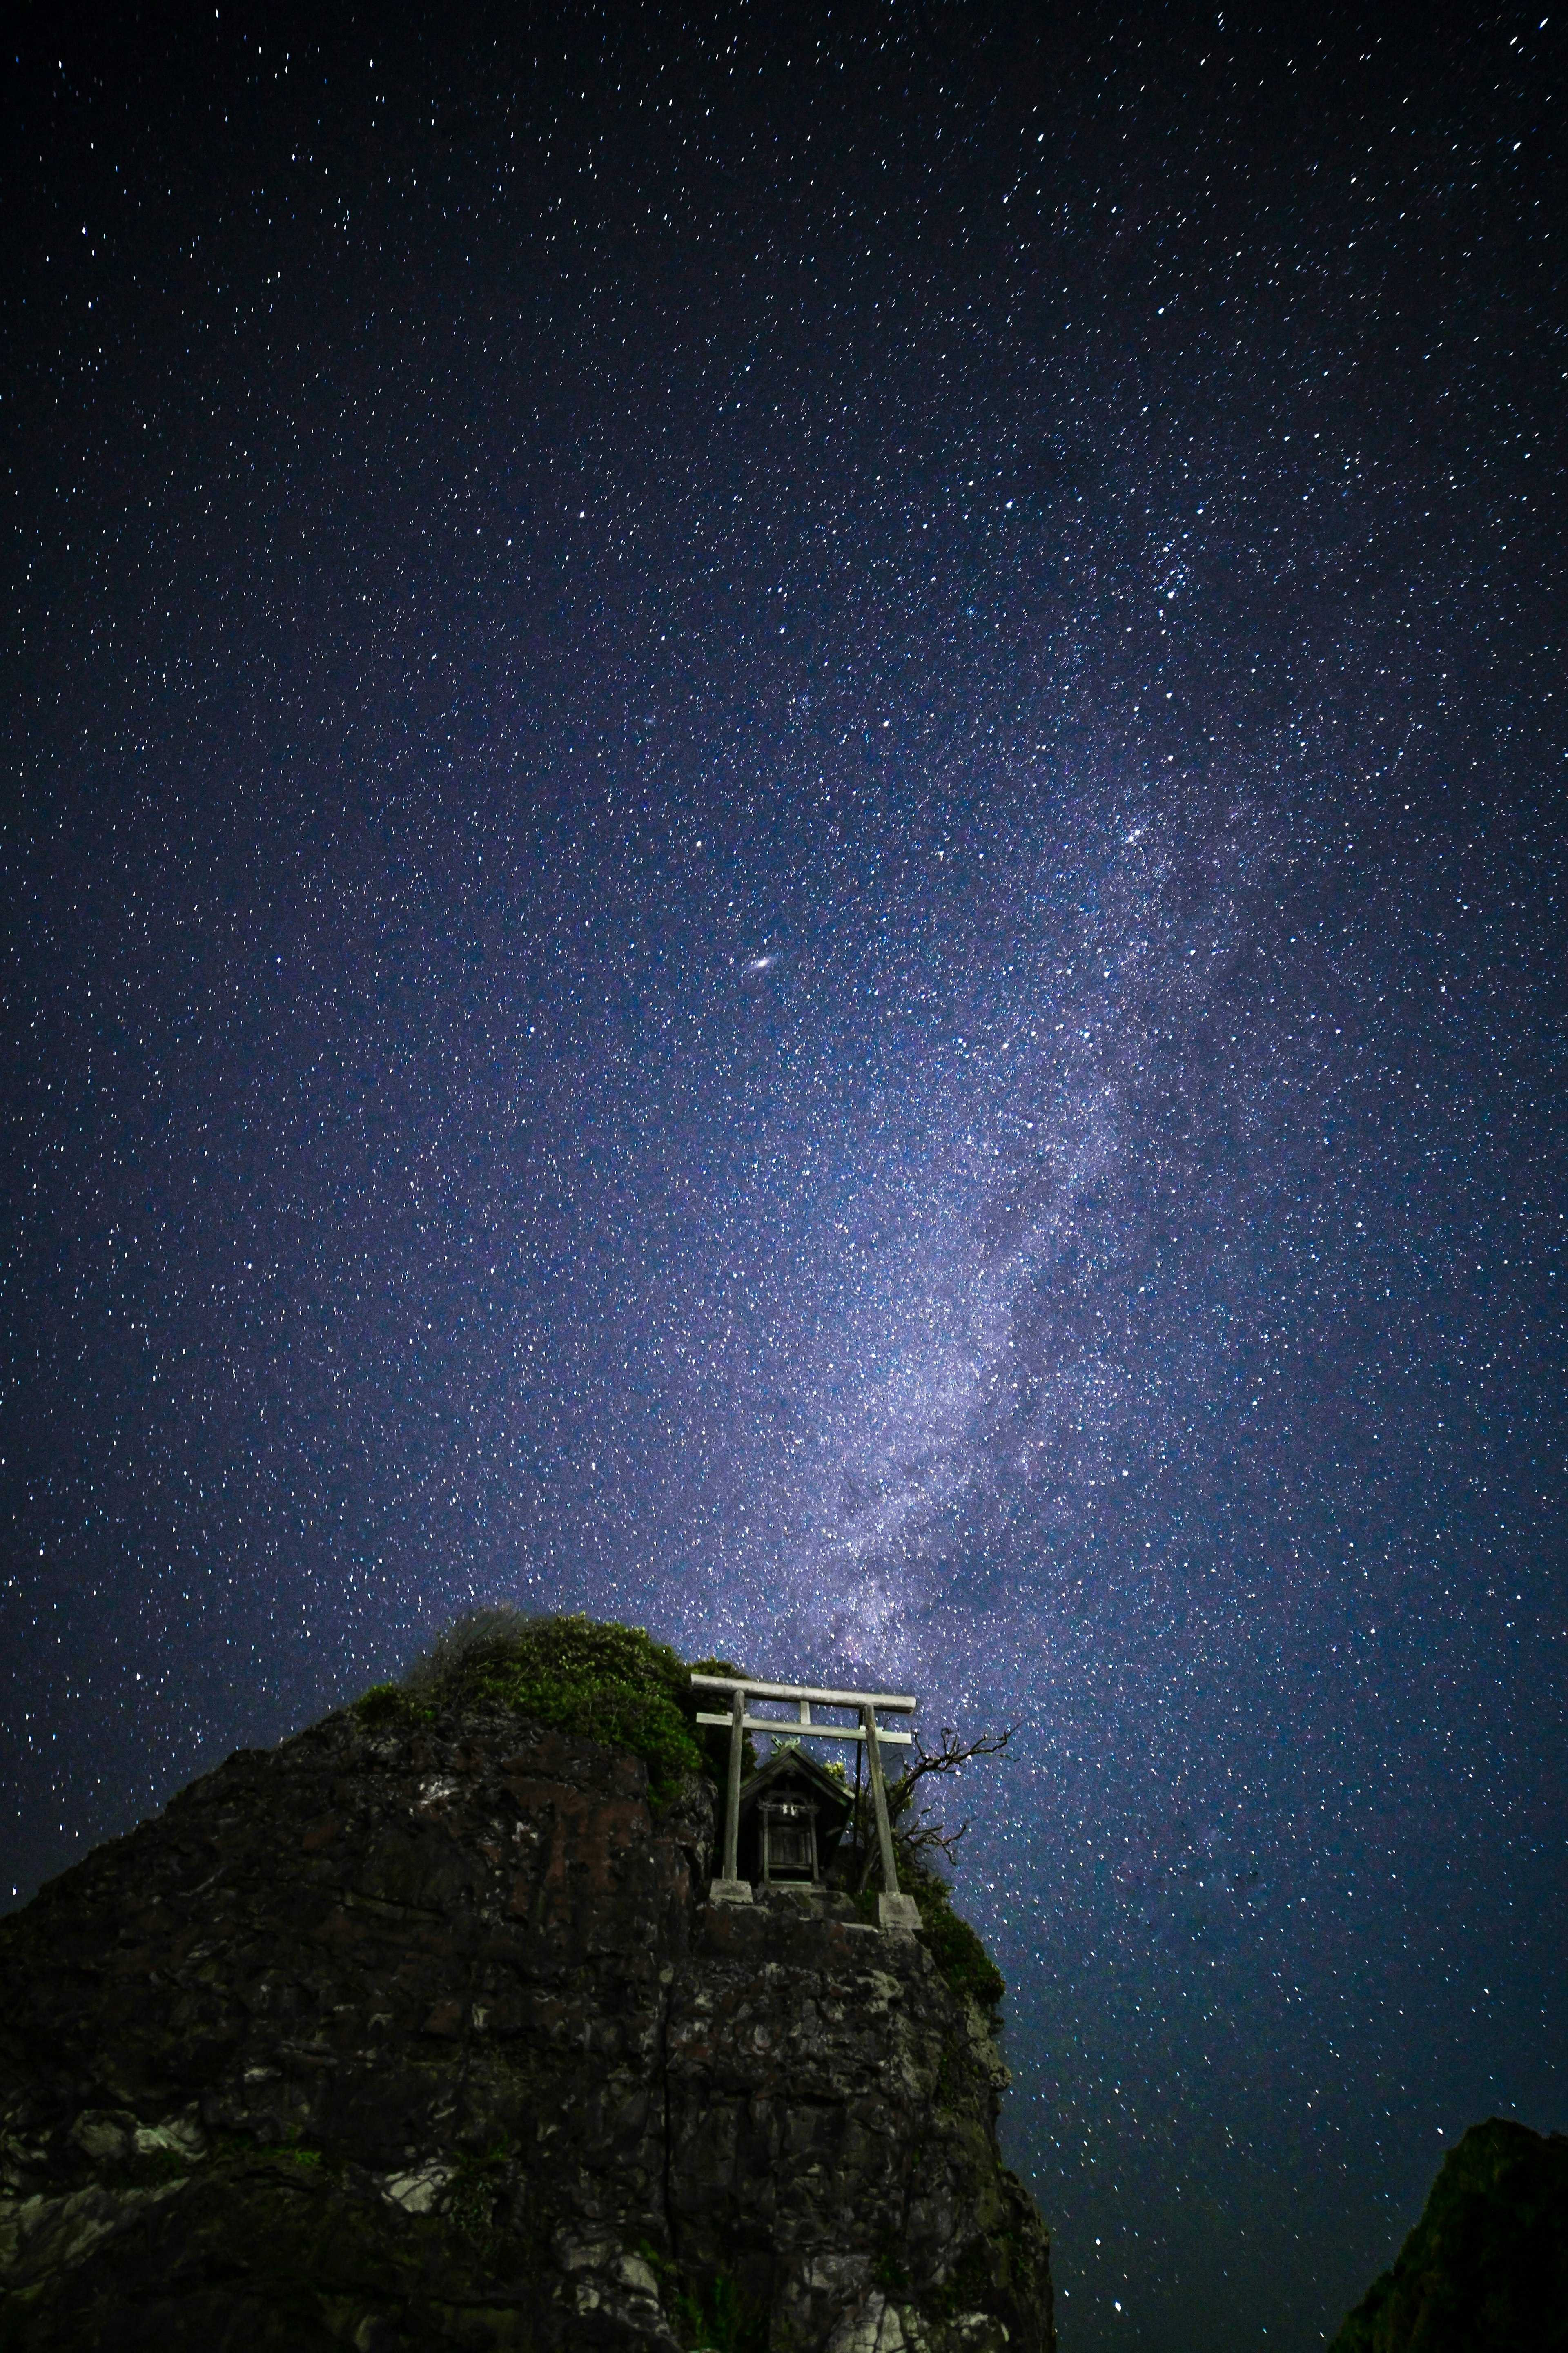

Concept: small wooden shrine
[[733, 1746, 853, 1889], [691, 1669, 922, 1930]]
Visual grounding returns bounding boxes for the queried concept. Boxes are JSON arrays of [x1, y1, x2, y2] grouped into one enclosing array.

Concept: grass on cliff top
[[353, 1610, 741, 1807]]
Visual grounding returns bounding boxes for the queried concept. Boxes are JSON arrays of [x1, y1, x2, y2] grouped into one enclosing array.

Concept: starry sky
[[4, 3, 1565, 2345]]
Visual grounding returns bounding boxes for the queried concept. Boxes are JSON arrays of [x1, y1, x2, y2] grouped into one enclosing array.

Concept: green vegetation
[[671, 2270, 768, 2353], [354, 1681, 430, 1731], [836, 1719, 1013, 2023], [635, 2246, 767, 2353], [254, 2127, 336, 2175], [448, 2138, 513, 2246], [353, 1610, 747, 1809], [905, 1867, 1006, 2024]]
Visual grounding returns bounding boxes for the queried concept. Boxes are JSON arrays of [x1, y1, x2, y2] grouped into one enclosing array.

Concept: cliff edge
[[0, 1693, 1052, 2351]]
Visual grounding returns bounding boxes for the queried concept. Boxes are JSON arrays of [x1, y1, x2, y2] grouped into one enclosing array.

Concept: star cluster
[[4, 7, 1564, 2347]]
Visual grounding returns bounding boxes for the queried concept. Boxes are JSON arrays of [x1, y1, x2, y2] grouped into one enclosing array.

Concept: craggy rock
[[0, 1707, 1053, 2351], [1327, 2117, 1568, 2353]]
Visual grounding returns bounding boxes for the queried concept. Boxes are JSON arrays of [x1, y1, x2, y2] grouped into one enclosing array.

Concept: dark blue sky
[[4, 5, 1564, 2346]]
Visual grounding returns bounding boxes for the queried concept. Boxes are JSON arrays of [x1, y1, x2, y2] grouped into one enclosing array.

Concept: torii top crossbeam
[[690, 1671, 920, 1925]]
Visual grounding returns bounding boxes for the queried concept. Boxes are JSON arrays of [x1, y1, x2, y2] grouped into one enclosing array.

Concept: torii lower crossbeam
[[690, 1671, 919, 1926]]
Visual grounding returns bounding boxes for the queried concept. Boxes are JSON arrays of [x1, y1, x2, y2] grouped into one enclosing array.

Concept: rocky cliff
[[1327, 2116, 1568, 2353], [0, 1697, 1053, 2351]]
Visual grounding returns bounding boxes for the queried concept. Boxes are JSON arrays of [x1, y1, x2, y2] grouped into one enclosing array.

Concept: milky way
[[4, 8, 1564, 2347]]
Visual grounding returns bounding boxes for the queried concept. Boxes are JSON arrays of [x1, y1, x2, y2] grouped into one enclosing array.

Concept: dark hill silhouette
[[1329, 2117, 1568, 2353]]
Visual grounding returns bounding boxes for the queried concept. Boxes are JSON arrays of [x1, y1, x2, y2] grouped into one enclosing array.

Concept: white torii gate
[[691, 1671, 921, 1929]]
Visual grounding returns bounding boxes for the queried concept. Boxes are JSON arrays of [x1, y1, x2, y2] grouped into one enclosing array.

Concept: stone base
[[878, 1892, 922, 1933], [708, 1877, 753, 1906], [755, 1883, 858, 1919]]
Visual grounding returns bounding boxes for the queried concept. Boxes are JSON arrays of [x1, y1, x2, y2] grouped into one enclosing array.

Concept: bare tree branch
[[893, 1722, 1017, 1809], [850, 1723, 1016, 1891]]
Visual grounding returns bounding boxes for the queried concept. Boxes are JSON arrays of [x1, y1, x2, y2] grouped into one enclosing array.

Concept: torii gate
[[691, 1671, 921, 1929]]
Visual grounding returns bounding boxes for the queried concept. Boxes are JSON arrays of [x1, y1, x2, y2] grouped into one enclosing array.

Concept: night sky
[[4, 3, 1565, 2345]]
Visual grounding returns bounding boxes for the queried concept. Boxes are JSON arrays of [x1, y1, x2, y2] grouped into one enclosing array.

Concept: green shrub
[[360, 1611, 738, 1809], [353, 1682, 431, 1732], [635, 2243, 766, 2353], [904, 1866, 1006, 2023], [255, 2134, 328, 2171]]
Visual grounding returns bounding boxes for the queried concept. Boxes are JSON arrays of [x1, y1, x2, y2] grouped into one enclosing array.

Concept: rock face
[[0, 1704, 1053, 2351], [1328, 2117, 1568, 2353]]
